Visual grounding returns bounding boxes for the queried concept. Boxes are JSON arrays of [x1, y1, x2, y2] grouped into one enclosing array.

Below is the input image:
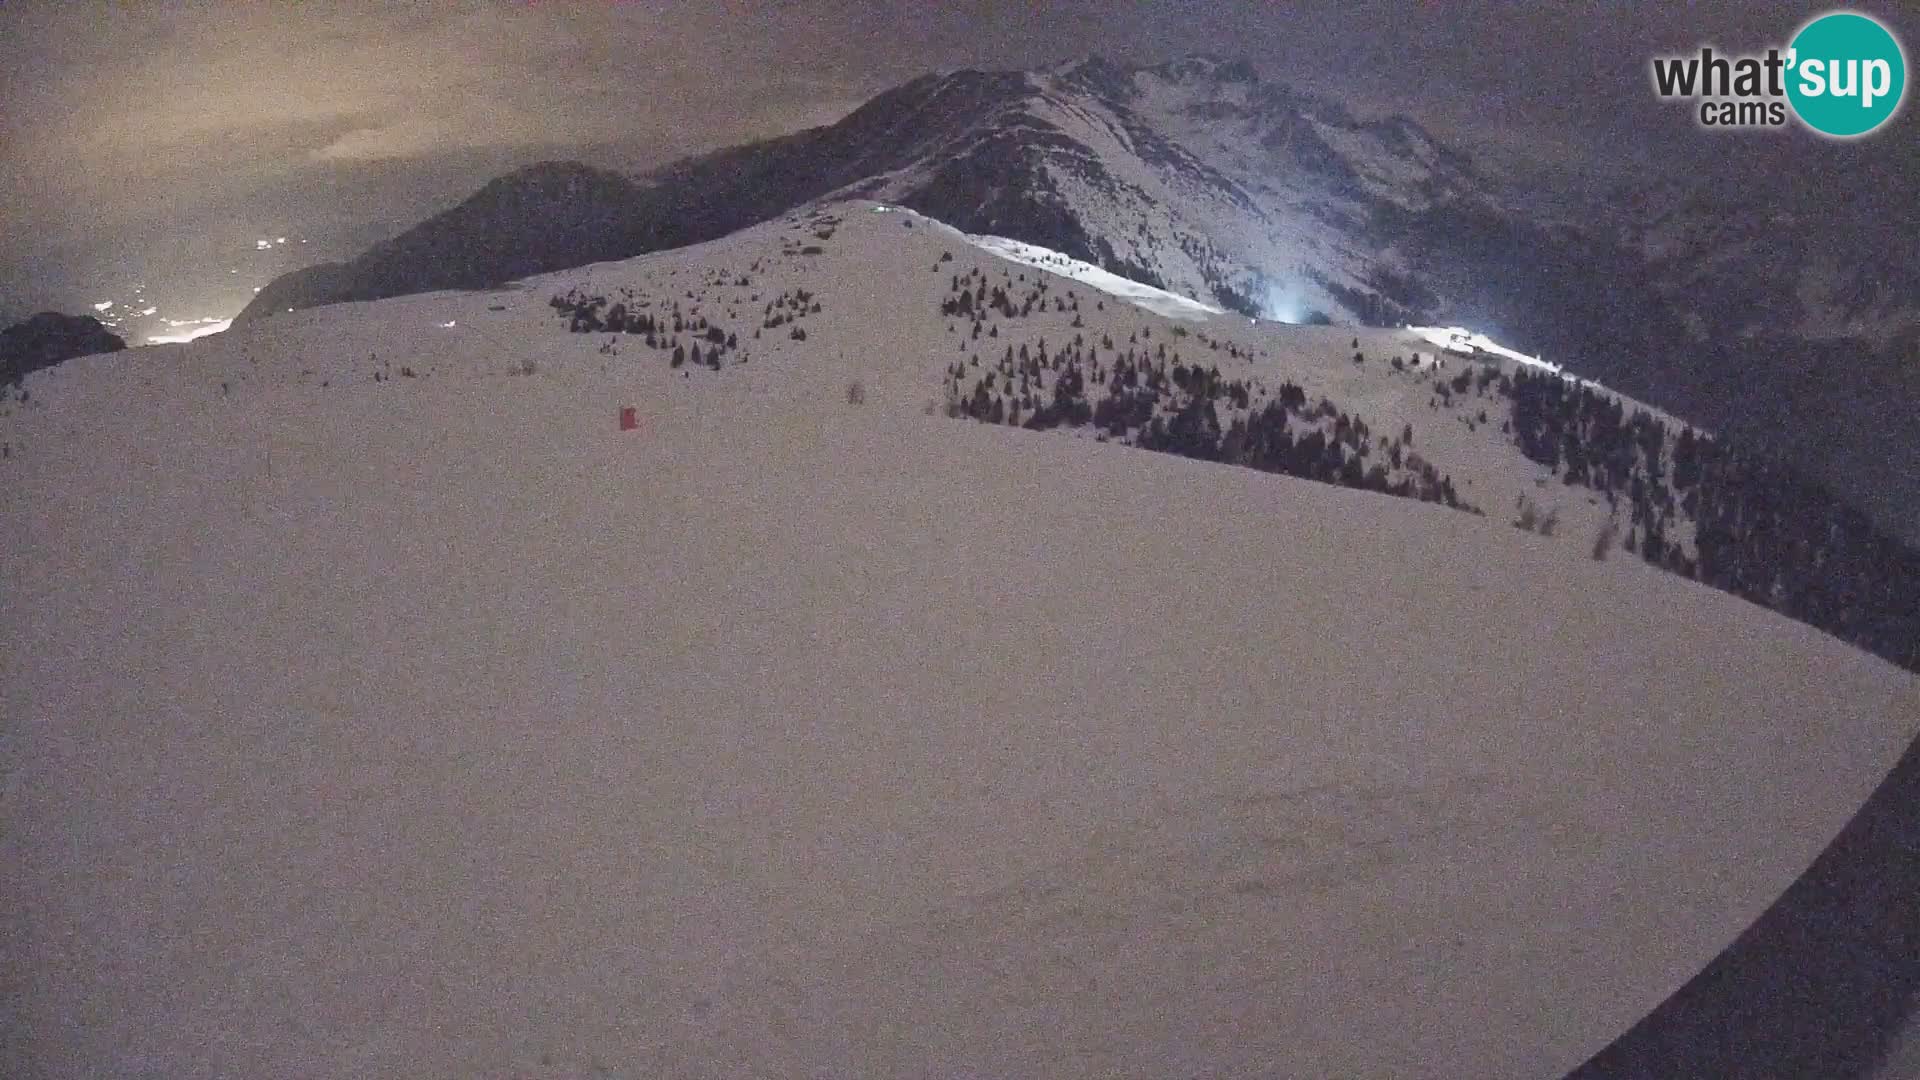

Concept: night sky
[[2, 1, 1913, 332]]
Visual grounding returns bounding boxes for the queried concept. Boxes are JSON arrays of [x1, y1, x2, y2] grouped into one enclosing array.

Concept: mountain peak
[[1051, 54, 1137, 102], [1150, 54, 1260, 85], [237, 53, 1484, 327], [2, 310, 126, 385], [478, 160, 638, 197], [1054, 53, 1264, 101]]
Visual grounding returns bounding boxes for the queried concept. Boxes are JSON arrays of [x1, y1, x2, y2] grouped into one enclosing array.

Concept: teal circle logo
[[1786, 11, 1907, 137]]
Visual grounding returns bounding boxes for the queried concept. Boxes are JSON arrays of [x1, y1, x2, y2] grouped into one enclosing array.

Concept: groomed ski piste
[[3, 200, 1916, 1079]]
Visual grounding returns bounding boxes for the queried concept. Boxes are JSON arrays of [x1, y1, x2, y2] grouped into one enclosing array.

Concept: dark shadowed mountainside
[[1, 312, 125, 386]]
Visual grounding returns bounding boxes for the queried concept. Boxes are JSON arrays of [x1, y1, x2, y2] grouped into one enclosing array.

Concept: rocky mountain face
[[1, 312, 126, 386], [234, 54, 1917, 540], [239, 57, 1491, 328]]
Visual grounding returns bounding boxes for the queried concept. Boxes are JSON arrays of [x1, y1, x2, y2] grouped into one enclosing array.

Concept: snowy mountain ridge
[[230, 54, 1920, 546], [34, 198, 1920, 672], [849, 54, 1489, 326], [235, 55, 1496, 329], [6, 189, 1917, 1080]]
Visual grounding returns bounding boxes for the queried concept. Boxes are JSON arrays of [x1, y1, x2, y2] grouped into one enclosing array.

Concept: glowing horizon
[[145, 318, 232, 345]]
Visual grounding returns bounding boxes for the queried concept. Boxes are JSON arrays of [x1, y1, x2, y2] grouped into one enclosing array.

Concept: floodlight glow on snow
[[1261, 281, 1304, 324], [145, 318, 231, 344]]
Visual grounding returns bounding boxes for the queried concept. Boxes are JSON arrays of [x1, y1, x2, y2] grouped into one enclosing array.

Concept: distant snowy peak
[[239, 54, 1485, 332], [852, 55, 1509, 335], [223, 52, 1917, 545], [1055, 54, 1478, 196]]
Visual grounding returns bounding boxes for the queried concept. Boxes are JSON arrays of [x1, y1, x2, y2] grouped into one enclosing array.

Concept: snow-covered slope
[[960, 232, 1224, 321], [27, 199, 1920, 660], [227, 55, 1920, 549], [4, 201, 1917, 1079]]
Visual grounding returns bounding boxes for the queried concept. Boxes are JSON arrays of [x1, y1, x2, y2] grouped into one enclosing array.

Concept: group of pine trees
[[761, 288, 821, 337], [549, 288, 741, 371], [1506, 369, 1686, 569], [939, 264, 1082, 323], [934, 259, 1916, 670], [546, 270, 831, 371], [941, 309, 1470, 513], [1500, 366, 1919, 671]]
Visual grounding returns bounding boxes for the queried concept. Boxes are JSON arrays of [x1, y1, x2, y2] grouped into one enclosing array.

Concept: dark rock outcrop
[[1, 312, 126, 386]]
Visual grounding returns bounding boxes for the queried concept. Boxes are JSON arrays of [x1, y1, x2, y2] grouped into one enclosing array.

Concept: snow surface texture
[[4, 201, 1917, 1079]]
